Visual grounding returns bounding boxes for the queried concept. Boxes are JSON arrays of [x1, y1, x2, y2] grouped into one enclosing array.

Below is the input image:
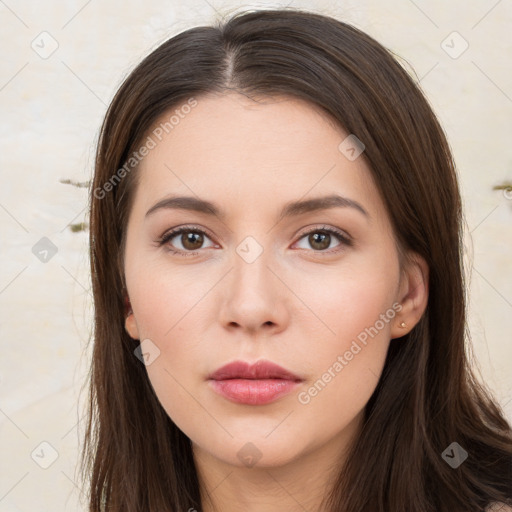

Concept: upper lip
[[208, 360, 302, 381]]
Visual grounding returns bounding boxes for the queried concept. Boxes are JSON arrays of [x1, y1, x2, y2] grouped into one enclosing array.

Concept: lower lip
[[208, 379, 301, 405]]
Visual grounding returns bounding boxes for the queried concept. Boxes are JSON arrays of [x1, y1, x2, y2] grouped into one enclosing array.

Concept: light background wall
[[0, 0, 511, 510]]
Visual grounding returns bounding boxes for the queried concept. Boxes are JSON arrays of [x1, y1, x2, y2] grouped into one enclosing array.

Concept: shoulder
[[486, 503, 512, 512]]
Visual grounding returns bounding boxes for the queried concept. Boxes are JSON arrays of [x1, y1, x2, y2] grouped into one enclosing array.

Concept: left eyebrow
[[278, 194, 370, 222], [145, 193, 371, 222]]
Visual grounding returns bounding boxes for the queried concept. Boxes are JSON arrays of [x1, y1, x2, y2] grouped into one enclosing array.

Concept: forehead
[[134, 92, 386, 224]]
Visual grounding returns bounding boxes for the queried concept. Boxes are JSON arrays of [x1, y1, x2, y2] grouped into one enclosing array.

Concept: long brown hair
[[80, 8, 512, 511]]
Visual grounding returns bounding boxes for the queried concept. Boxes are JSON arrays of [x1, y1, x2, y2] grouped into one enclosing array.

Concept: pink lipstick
[[208, 360, 302, 405]]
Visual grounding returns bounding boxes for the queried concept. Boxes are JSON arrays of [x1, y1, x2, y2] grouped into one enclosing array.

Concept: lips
[[208, 360, 302, 382], [207, 360, 303, 405]]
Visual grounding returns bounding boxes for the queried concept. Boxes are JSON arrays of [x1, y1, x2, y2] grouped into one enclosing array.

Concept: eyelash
[[157, 224, 353, 257]]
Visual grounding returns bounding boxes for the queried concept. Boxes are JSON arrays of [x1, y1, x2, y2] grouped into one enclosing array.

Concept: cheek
[[126, 257, 209, 342], [296, 264, 397, 348], [125, 265, 212, 414], [293, 269, 396, 412]]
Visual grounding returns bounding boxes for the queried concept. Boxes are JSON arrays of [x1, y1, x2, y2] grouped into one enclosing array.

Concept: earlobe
[[125, 312, 140, 340], [391, 253, 429, 339], [123, 295, 140, 339]]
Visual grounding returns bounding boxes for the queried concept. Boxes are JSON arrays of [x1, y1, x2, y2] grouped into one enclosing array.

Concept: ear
[[390, 252, 429, 339], [124, 295, 140, 340]]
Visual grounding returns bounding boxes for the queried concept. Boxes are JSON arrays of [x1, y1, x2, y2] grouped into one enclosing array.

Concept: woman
[[80, 8, 512, 511]]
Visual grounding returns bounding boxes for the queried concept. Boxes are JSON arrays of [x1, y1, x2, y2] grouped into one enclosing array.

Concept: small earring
[[399, 321, 406, 328]]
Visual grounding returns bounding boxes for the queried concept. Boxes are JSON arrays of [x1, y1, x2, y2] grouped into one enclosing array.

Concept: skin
[[123, 92, 429, 512]]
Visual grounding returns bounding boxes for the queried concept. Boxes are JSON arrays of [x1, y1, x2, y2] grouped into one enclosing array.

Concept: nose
[[218, 241, 289, 335]]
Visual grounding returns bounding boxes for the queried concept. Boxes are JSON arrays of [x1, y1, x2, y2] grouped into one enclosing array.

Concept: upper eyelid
[[161, 224, 216, 243]]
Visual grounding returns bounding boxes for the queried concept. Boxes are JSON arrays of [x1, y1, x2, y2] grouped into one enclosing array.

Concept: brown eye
[[180, 231, 204, 250], [308, 232, 331, 251], [295, 226, 352, 253], [159, 226, 215, 255]]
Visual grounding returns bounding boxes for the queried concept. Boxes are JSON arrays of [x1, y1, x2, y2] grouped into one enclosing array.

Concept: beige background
[[0, 0, 511, 510]]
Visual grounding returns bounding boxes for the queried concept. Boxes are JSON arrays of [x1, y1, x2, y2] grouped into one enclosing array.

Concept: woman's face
[[123, 92, 426, 471]]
